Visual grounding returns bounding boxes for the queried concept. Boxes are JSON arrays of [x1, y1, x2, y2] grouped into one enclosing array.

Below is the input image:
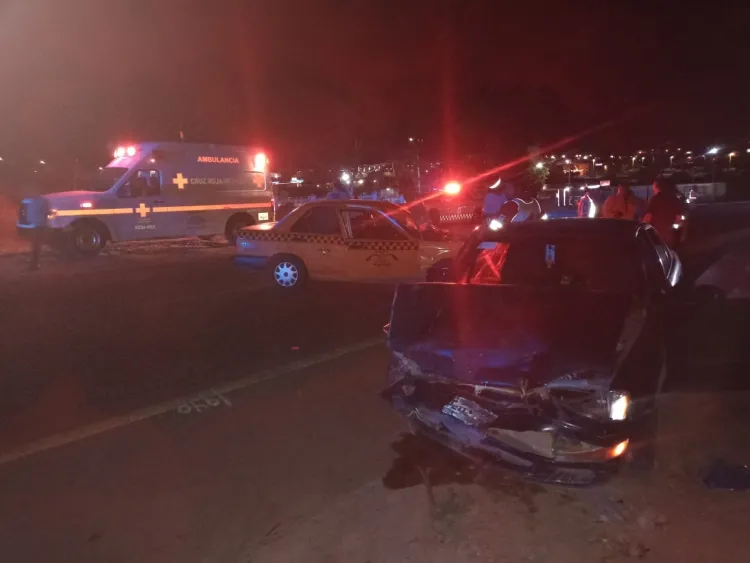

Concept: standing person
[[577, 188, 595, 218], [644, 178, 687, 248], [602, 182, 641, 220], [482, 177, 516, 219], [326, 180, 350, 200]]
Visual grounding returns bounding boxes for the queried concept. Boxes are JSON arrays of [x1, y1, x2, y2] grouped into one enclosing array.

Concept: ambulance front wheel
[[69, 221, 107, 257], [225, 214, 254, 246], [269, 254, 307, 290]]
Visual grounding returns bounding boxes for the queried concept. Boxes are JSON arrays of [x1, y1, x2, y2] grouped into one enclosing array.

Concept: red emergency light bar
[[443, 182, 462, 195]]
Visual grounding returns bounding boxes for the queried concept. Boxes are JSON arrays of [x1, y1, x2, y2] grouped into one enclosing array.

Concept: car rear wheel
[[69, 222, 106, 257], [269, 255, 307, 289]]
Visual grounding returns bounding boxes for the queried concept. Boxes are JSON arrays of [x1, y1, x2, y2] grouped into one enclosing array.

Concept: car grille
[[18, 202, 30, 225]]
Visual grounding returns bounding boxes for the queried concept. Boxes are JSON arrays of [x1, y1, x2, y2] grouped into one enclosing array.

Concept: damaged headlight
[[552, 389, 631, 421], [608, 391, 630, 421]]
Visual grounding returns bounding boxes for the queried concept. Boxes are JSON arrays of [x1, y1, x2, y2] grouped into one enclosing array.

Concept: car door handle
[[319, 248, 331, 255], [153, 200, 165, 205]]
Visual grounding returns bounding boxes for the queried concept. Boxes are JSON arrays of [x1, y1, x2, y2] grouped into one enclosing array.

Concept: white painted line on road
[[0, 337, 384, 467]]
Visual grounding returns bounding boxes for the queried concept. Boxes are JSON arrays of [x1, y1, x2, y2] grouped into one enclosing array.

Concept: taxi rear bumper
[[233, 255, 269, 270]]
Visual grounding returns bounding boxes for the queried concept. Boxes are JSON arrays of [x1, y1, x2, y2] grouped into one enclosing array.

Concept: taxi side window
[[290, 207, 341, 235], [344, 210, 406, 240], [119, 170, 161, 198]]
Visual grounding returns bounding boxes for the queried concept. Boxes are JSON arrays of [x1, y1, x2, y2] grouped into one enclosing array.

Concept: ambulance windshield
[[84, 167, 128, 192]]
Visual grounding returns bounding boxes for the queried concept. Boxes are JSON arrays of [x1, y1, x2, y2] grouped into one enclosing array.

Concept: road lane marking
[[0, 337, 384, 467]]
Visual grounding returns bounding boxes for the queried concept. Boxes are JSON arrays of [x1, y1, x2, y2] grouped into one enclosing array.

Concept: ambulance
[[16, 142, 273, 256]]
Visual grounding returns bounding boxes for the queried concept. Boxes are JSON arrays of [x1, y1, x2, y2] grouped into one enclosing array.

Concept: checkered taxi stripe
[[238, 231, 346, 245], [440, 212, 476, 223], [347, 240, 419, 251], [238, 230, 419, 250]]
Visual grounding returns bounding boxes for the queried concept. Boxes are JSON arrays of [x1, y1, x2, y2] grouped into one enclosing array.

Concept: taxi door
[[112, 169, 178, 240], [339, 208, 421, 282], [283, 205, 347, 280]]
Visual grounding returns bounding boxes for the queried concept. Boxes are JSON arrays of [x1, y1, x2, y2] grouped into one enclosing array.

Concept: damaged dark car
[[383, 219, 682, 485]]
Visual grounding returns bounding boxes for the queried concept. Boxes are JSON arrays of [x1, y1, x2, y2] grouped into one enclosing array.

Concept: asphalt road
[[0, 204, 749, 562]]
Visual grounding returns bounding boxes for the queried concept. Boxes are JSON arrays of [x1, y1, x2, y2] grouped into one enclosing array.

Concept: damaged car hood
[[388, 283, 644, 389]]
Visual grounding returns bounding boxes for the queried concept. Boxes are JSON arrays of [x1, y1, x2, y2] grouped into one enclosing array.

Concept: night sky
[[1, 0, 749, 168]]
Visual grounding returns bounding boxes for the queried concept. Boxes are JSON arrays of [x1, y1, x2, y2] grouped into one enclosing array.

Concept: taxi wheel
[[269, 255, 307, 290], [69, 221, 106, 257]]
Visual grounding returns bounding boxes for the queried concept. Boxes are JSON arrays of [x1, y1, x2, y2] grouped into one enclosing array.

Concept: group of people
[[578, 179, 686, 248]]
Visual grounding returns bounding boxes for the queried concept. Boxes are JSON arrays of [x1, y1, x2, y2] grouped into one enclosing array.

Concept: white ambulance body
[[16, 142, 273, 255]]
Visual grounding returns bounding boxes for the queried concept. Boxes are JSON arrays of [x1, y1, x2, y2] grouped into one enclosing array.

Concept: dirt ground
[[250, 392, 750, 563]]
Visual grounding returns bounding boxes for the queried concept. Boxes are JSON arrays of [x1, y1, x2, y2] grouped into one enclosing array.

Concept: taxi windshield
[[82, 167, 128, 192]]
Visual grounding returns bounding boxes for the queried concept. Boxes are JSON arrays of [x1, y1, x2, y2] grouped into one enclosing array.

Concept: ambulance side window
[[119, 170, 161, 198], [290, 207, 341, 235]]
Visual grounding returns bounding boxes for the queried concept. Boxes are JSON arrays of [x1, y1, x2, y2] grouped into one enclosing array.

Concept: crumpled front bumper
[[385, 380, 629, 486]]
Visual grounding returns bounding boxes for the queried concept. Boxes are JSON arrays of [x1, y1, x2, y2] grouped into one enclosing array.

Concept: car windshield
[[81, 167, 128, 192], [466, 234, 643, 292]]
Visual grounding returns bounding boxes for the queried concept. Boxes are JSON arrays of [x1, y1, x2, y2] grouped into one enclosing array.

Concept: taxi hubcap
[[274, 262, 299, 287]]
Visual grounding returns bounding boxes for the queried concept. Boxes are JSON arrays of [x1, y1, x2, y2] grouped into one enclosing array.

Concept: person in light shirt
[[602, 182, 642, 220], [577, 188, 596, 218]]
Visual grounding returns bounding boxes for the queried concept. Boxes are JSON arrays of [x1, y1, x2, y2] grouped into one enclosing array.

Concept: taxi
[[233, 200, 463, 288]]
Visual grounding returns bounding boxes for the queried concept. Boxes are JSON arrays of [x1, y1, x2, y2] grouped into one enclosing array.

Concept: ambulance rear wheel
[[69, 221, 106, 257], [269, 255, 307, 290], [225, 214, 254, 246]]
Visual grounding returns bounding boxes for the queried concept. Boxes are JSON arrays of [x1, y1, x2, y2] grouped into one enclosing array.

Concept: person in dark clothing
[[327, 180, 350, 200], [644, 178, 686, 248]]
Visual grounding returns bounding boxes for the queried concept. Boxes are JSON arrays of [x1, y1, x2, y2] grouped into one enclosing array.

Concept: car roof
[[487, 218, 643, 239], [297, 199, 402, 211]]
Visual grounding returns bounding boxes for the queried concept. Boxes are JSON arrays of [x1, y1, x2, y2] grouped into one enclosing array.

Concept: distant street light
[[408, 137, 414, 143], [707, 147, 720, 155], [39, 160, 46, 165], [669, 155, 675, 167], [729, 152, 737, 167], [340, 171, 352, 184], [535, 162, 544, 170]]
